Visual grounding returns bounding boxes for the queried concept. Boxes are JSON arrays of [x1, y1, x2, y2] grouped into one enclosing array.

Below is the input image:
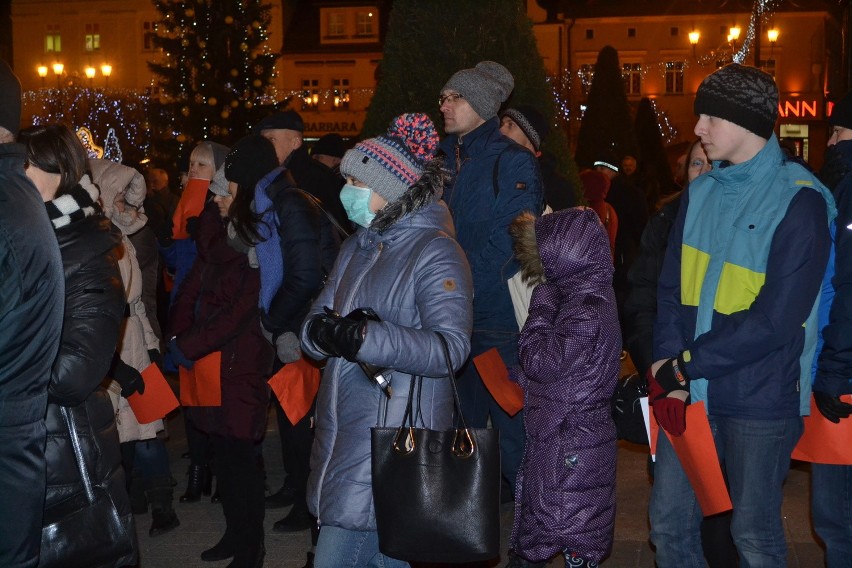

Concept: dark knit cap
[[253, 110, 304, 134], [829, 91, 852, 130], [694, 64, 778, 139], [593, 148, 620, 173], [340, 113, 439, 204], [0, 60, 22, 137], [442, 61, 514, 120], [225, 135, 279, 189], [312, 133, 345, 158], [501, 106, 550, 151]]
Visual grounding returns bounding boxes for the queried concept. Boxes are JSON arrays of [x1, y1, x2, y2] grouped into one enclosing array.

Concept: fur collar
[[370, 157, 447, 233], [509, 211, 546, 285]]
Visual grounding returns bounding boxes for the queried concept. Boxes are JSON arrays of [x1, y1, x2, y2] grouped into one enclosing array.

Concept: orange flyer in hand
[[179, 351, 222, 407], [792, 395, 852, 465], [651, 402, 733, 516], [127, 363, 180, 423], [172, 178, 210, 239], [472, 348, 524, 417], [268, 356, 322, 425]]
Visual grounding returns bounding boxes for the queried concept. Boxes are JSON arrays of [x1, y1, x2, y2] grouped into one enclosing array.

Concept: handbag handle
[[391, 333, 476, 459], [60, 405, 96, 504]]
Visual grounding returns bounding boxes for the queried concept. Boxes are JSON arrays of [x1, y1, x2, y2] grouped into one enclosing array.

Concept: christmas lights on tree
[[148, 0, 279, 167]]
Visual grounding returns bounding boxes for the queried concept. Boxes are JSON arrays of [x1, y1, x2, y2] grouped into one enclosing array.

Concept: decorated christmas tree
[[148, 0, 279, 169]]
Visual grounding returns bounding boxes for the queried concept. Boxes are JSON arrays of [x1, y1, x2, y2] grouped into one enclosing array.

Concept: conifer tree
[[575, 45, 638, 170], [363, 0, 580, 199], [148, 0, 278, 168], [633, 97, 676, 211]]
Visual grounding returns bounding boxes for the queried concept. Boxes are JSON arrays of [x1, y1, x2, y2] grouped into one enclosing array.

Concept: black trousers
[[212, 436, 265, 554], [273, 397, 314, 501]]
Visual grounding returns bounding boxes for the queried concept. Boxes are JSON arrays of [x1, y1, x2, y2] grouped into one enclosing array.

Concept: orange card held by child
[[178, 351, 222, 407], [268, 356, 322, 426], [656, 401, 733, 517], [473, 348, 524, 417], [127, 363, 180, 423], [792, 395, 852, 465], [172, 177, 210, 239]]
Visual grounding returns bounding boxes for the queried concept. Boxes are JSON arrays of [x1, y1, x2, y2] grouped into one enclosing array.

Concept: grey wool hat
[[340, 113, 439, 204], [209, 165, 229, 197], [694, 64, 778, 140], [0, 60, 22, 137], [442, 61, 514, 120]]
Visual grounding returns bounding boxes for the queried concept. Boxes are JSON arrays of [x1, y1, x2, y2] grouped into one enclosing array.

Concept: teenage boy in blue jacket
[[648, 64, 835, 568]]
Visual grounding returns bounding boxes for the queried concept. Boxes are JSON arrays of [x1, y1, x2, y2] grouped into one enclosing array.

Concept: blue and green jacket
[[654, 135, 835, 418]]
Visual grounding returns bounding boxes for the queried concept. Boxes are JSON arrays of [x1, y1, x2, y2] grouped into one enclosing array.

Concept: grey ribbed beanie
[[442, 61, 514, 120]]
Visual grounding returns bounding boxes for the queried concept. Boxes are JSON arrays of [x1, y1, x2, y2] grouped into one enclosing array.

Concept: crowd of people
[[1, 49, 852, 568]]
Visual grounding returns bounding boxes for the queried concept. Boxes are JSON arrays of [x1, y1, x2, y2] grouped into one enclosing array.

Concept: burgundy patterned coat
[[509, 207, 621, 563]]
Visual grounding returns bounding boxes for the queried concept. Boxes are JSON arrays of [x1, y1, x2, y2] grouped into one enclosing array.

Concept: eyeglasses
[[438, 93, 464, 106]]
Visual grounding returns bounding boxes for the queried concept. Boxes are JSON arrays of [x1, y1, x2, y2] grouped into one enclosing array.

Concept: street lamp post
[[101, 64, 112, 87], [728, 25, 741, 56], [37, 65, 48, 88], [767, 28, 780, 58], [85, 66, 96, 88], [52, 62, 64, 88], [689, 30, 700, 60]]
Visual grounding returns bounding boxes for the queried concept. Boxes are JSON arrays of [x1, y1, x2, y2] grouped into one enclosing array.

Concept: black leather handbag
[[39, 406, 137, 568], [371, 333, 501, 563]]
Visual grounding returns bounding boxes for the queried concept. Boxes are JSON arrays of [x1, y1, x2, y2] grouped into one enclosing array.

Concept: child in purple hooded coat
[[507, 207, 622, 568]]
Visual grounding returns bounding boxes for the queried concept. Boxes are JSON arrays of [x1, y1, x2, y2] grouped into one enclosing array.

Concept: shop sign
[[777, 98, 821, 119], [304, 121, 361, 133]]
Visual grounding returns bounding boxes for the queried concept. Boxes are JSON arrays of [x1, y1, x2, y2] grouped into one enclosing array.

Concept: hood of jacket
[[511, 208, 613, 294], [89, 159, 148, 235], [365, 157, 453, 237]]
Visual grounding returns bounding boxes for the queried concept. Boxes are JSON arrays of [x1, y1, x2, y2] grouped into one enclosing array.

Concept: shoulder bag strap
[[295, 188, 352, 240]]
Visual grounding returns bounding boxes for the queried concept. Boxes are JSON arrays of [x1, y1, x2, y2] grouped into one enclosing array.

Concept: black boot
[[202, 464, 213, 496], [148, 477, 180, 537], [129, 477, 148, 515], [272, 499, 313, 533], [301, 551, 314, 568], [201, 533, 236, 562], [211, 477, 221, 503], [180, 464, 207, 503]]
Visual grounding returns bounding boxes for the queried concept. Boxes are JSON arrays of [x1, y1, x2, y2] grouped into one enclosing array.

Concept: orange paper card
[[792, 395, 852, 465], [172, 178, 210, 239], [652, 402, 733, 516], [268, 356, 322, 426], [127, 363, 180, 423], [473, 348, 524, 417], [179, 351, 222, 407]]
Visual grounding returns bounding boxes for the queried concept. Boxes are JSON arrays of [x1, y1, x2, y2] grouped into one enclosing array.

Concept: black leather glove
[[652, 353, 691, 395], [112, 355, 145, 397], [148, 348, 163, 369], [814, 391, 852, 424], [307, 308, 371, 361], [307, 312, 341, 357], [327, 316, 367, 362]]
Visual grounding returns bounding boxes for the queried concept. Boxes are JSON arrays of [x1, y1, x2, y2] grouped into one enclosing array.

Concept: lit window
[[45, 24, 61, 53], [622, 63, 642, 95], [328, 12, 345, 37], [302, 79, 320, 111], [143, 21, 157, 51], [665, 61, 684, 94], [332, 78, 350, 110], [85, 24, 100, 52], [356, 11, 376, 36]]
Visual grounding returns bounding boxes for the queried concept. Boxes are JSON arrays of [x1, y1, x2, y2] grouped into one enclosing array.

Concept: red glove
[[647, 368, 689, 437]]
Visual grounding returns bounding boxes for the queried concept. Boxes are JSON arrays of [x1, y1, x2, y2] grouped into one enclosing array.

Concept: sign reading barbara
[[777, 98, 821, 120], [304, 121, 361, 134]]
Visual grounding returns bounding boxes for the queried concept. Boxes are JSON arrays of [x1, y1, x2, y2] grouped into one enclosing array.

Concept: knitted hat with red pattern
[[340, 113, 439, 204]]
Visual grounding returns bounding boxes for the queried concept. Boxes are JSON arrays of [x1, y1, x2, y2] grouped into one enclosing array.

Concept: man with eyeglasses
[[810, 91, 852, 568], [437, 61, 544, 503]]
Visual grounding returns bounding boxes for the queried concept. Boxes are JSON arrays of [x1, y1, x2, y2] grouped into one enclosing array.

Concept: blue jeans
[[812, 463, 852, 568], [457, 328, 525, 490], [314, 526, 409, 568], [650, 415, 802, 568]]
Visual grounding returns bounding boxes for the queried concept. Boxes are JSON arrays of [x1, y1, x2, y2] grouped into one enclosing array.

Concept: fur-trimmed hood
[[367, 157, 450, 236], [510, 207, 613, 293]]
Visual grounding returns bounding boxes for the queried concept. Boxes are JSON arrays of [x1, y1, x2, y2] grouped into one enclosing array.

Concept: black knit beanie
[[0, 60, 22, 137], [225, 135, 279, 189], [501, 106, 550, 151], [830, 91, 852, 130], [694, 64, 778, 139]]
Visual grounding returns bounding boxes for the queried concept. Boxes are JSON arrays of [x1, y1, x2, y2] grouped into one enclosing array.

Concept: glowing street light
[[52, 62, 64, 88], [37, 65, 48, 88], [101, 64, 112, 87], [688, 30, 700, 59], [767, 28, 780, 57], [84, 66, 96, 87]]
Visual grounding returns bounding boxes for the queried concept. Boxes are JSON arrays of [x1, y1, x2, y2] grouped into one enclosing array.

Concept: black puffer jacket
[[43, 210, 135, 567]]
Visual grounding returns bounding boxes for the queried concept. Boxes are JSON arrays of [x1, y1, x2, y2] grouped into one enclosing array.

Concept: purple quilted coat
[[508, 207, 621, 563]]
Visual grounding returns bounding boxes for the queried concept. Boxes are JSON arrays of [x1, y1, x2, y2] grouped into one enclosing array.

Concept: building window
[[85, 23, 100, 51], [579, 63, 594, 96], [143, 21, 157, 51], [665, 61, 684, 94], [302, 79, 320, 111], [356, 11, 376, 37], [332, 78, 350, 110], [327, 12, 345, 37], [45, 24, 61, 52], [670, 26, 679, 36], [622, 62, 641, 95], [585, 28, 594, 40], [627, 27, 636, 38], [759, 59, 776, 78]]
